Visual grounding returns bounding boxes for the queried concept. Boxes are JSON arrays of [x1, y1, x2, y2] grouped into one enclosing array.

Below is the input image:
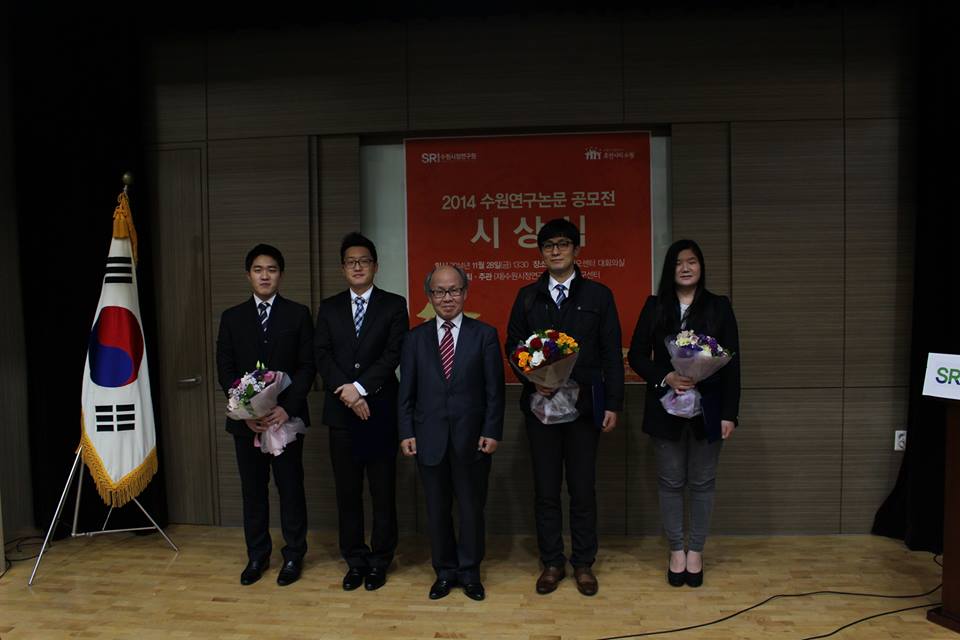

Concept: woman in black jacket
[[627, 239, 740, 588]]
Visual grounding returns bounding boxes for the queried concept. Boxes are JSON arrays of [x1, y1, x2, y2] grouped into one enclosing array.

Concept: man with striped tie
[[216, 244, 315, 587], [314, 232, 409, 592], [505, 218, 624, 597], [398, 264, 504, 601]]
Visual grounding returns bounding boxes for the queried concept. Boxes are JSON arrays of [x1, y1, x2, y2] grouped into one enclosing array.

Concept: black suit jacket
[[314, 287, 409, 455], [627, 291, 741, 442], [216, 294, 316, 436], [398, 316, 505, 467], [505, 266, 625, 417]]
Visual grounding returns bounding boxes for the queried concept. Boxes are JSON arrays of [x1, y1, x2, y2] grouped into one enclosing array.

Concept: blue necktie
[[354, 297, 366, 336], [258, 301, 270, 333], [554, 284, 567, 308]]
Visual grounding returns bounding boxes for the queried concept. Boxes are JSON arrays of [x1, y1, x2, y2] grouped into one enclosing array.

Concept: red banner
[[405, 132, 652, 382]]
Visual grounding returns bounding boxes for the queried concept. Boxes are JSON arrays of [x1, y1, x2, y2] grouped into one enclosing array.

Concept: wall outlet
[[894, 430, 907, 451]]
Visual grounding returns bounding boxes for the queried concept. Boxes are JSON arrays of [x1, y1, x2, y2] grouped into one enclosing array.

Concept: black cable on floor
[[799, 602, 941, 640], [596, 553, 943, 639]]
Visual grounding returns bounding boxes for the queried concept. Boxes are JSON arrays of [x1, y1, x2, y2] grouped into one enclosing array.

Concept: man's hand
[[721, 420, 736, 440], [664, 372, 695, 393], [400, 438, 417, 457], [336, 384, 361, 407], [351, 398, 371, 421], [244, 418, 268, 433], [478, 437, 499, 454], [600, 410, 618, 433], [261, 406, 290, 429], [535, 384, 557, 397]]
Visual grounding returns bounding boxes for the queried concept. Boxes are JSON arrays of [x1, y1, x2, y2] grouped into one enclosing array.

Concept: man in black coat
[[314, 232, 409, 592], [505, 218, 624, 597], [216, 244, 315, 587], [399, 264, 504, 602]]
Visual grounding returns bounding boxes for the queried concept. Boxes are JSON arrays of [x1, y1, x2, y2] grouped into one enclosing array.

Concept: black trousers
[[525, 413, 600, 568], [232, 432, 308, 563], [418, 445, 491, 584], [328, 425, 398, 570]]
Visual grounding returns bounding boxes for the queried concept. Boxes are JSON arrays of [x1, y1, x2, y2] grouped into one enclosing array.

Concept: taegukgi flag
[[80, 191, 157, 507]]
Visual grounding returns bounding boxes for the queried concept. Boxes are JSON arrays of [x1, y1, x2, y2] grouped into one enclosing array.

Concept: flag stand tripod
[[28, 445, 178, 585]]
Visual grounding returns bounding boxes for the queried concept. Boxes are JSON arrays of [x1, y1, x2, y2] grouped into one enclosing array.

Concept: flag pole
[[29, 173, 178, 585]]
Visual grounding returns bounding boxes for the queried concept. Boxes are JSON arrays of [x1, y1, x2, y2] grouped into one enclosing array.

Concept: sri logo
[[935, 367, 960, 385]]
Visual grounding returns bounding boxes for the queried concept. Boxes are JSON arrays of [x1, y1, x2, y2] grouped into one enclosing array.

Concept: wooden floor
[[0, 525, 950, 639]]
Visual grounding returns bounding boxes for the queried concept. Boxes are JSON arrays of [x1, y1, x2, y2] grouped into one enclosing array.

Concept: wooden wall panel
[[317, 136, 360, 299], [671, 123, 732, 297], [732, 121, 844, 389], [841, 387, 907, 533], [712, 389, 843, 533], [625, 388, 660, 536], [843, 6, 917, 119], [149, 147, 216, 524], [625, 9, 842, 123], [408, 14, 622, 131], [208, 137, 313, 525], [844, 119, 915, 387], [143, 37, 206, 144], [207, 25, 406, 140]]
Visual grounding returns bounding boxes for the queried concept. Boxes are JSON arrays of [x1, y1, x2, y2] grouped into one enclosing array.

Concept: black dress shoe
[[277, 559, 302, 586], [429, 578, 455, 600], [685, 569, 703, 588], [462, 582, 485, 601], [240, 556, 269, 585], [343, 567, 367, 591], [667, 569, 686, 587], [365, 567, 387, 591]]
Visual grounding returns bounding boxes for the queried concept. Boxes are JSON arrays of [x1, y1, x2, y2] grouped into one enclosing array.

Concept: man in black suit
[[505, 218, 624, 597], [398, 265, 504, 602], [216, 244, 315, 587], [314, 232, 409, 592]]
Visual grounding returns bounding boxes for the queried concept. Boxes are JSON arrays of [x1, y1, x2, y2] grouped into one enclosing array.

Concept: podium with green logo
[[924, 353, 960, 632]]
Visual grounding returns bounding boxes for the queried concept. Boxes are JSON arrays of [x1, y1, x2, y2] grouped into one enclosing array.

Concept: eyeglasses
[[541, 239, 574, 252], [343, 257, 375, 269], [429, 287, 465, 300]]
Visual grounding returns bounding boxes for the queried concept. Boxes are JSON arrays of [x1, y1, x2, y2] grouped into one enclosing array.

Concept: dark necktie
[[440, 320, 455, 380], [554, 284, 567, 308], [354, 297, 366, 336], [258, 301, 270, 333]]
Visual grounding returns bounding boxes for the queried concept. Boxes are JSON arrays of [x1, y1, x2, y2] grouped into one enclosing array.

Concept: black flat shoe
[[343, 567, 367, 591], [365, 567, 387, 591], [277, 559, 302, 586], [667, 569, 686, 587], [240, 555, 269, 585], [429, 578, 455, 600], [685, 569, 703, 588], [462, 582, 485, 601]]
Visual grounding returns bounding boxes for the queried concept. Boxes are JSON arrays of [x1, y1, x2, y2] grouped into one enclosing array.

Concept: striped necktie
[[258, 301, 270, 333], [440, 320, 455, 380], [554, 284, 567, 308], [354, 297, 366, 336]]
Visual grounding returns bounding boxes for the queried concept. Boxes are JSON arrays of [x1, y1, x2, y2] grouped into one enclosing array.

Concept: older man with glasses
[[398, 264, 504, 601]]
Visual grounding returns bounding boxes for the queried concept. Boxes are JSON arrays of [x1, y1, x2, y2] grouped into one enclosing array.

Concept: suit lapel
[[428, 318, 447, 384], [447, 316, 473, 384], [263, 295, 283, 367]]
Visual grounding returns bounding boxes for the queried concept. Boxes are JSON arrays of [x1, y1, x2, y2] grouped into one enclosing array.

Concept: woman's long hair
[[654, 239, 708, 335]]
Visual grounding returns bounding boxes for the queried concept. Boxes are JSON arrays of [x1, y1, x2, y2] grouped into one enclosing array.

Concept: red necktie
[[440, 320, 455, 380]]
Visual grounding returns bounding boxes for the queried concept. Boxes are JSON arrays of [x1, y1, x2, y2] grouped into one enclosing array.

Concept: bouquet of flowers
[[226, 361, 306, 456], [511, 330, 581, 424], [661, 330, 734, 419]]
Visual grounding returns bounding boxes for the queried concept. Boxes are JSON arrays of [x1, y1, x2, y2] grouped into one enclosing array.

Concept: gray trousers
[[652, 424, 723, 552]]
